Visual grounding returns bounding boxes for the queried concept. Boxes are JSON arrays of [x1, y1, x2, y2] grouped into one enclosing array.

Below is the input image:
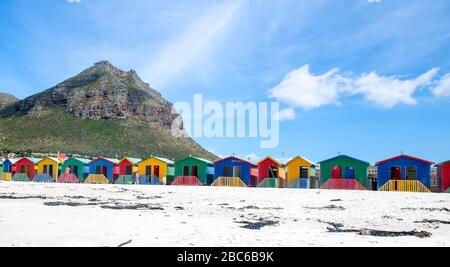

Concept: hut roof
[[214, 156, 257, 167], [154, 156, 174, 165], [286, 156, 316, 166], [375, 154, 434, 166], [318, 155, 370, 166], [436, 160, 450, 166], [4, 158, 19, 164], [120, 157, 142, 165], [71, 158, 91, 164], [88, 157, 119, 165], [257, 156, 284, 166], [25, 157, 43, 164]]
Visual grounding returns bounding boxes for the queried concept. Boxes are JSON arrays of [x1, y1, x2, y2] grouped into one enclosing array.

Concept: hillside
[[0, 61, 216, 160]]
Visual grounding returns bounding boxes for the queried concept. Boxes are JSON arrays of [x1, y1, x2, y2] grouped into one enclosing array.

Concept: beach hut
[[34, 157, 60, 182], [13, 157, 41, 182], [212, 156, 256, 187], [256, 157, 286, 188], [1, 159, 18, 181], [376, 154, 434, 192], [116, 157, 141, 184], [286, 156, 317, 189], [85, 158, 119, 184], [318, 155, 369, 190], [137, 156, 174, 185], [58, 157, 89, 183], [437, 161, 450, 193], [173, 156, 214, 186]]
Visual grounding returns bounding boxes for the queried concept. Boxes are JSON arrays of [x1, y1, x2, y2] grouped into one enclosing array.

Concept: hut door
[[146, 166, 152, 176], [223, 166, 232, 177], [49, 165, 54, 178], [391, 167, 401, 180], [25, 165, 30, 177], [332, 166, 341, 179], [125, 165, 132, 175], [406, 167, 417, 180], [183, 166, 190, 176], [102, 166, 107, 176], [233, 166, 241, 178], [72, 165, 78, 175], [269, 166, 278, 178], [344, 166, 355, 179], [300, 167, 308, 179], [154, 166, 160, 178], [192, 166, 198, 178], [43, 165, 48, 174]]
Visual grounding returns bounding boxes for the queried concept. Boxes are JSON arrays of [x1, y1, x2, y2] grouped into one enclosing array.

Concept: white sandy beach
[[0, 181, 449, 247]]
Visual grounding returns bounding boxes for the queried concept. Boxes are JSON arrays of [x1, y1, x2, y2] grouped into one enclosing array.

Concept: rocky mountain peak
[[0, 93, 18, 109], [13, 61, 179, 128]]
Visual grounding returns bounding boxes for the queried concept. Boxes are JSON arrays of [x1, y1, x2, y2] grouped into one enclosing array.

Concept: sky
[[1, 0, 450, 164]]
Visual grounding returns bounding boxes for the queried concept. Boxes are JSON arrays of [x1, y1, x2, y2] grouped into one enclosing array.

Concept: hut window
[[125, 165, 132, 175], [21, 165, 25, 173], [145, 166, 152, 176], [300, 167, 308, 179], [183, 166, 189, 176], [233, 166, 241, 178], [406, 167, 417, 180], [95, 166, 101, 174], [223, 166, 232, 177]]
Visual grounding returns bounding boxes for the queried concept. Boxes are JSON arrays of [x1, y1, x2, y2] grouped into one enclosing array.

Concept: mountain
[[0, 93, 18, 109], [0, 61, 217, 160]]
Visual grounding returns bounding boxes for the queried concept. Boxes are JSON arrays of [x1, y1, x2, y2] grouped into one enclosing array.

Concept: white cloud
[[432, 73, 450, 97], [269, 65, 349, 110], [368, 0, 382, 3], [350, 68, 438, 107], [269, 65, 439, 113]]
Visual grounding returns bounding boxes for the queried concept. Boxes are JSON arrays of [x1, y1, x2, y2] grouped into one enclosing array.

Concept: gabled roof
[[177, 156, 213, 165], [88, 157, 119, 165], [154, 156, 174, 165], [20, 157, 43, 164], [138, 156, 174, 165], [71, 158, 90, 164], [4, 158, 19, 164], [375, 154, 434, 166], [38, 156, 61, 164], [257, 156, 284, 166], [318, 155, 370, 166], [119, 157, 142, 165], [286, 156, 316, 166], [214, 156, 257, 167], [436, 160, 450, 166]]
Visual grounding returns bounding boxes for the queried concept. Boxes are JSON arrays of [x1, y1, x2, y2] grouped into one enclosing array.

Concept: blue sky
[[1, 0, 450, 164]]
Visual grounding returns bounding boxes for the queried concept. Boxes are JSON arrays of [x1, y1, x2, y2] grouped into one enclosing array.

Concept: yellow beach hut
[[137, 156, 174, 185], [286, 156, 317, 189], [35, 157, 61, 182]]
